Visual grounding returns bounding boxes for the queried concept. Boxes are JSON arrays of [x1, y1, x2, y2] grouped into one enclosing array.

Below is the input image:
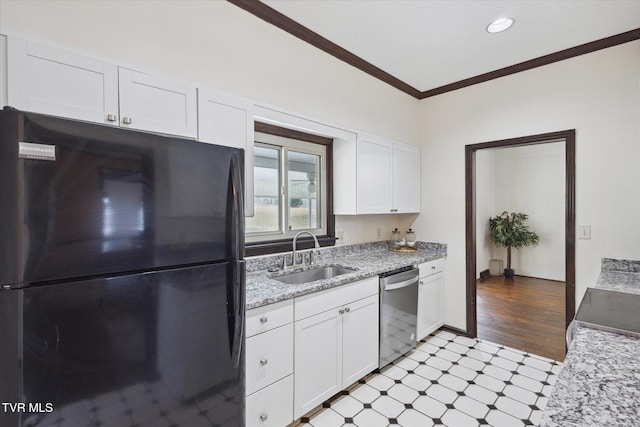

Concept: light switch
[[578, 224, 591, 239]]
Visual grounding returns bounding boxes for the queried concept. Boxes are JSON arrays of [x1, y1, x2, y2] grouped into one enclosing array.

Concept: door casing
[[465, 130, 576, 337]]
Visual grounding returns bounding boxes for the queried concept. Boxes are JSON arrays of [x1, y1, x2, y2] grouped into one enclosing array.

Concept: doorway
[[465, 130, 576, 355]]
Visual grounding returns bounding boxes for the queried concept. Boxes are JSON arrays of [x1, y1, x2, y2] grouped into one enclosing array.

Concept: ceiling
[[238, 0, 640, 98]]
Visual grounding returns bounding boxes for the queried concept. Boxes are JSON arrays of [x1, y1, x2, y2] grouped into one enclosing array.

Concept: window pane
[[288, 150, 320, 231], [246, 146, 280, 233]]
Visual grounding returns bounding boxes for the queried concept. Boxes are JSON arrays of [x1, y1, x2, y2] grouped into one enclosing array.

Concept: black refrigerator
[[0, 108, 245, 427]]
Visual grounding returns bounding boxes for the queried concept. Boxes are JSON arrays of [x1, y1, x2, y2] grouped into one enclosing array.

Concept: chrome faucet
[[288, 231, 320, 269]]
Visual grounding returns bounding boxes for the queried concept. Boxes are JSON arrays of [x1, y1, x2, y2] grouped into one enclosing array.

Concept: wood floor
[[476, 275, 566, 362]]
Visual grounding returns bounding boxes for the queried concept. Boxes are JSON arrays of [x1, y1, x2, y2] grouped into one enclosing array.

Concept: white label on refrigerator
[[18, 142, 56, 161]]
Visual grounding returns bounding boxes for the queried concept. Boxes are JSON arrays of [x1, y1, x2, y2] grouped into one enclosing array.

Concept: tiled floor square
[[441, 408, 479, 426], [299, 329, 562, 427], [350, 383, 382, 404], [331, 395, 365, 418]]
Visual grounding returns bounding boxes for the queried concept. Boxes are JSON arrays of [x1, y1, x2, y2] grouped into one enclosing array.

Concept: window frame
[[245, 122, 336, 257]]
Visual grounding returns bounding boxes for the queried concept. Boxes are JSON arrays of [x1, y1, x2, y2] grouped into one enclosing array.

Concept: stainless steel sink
[[273, 266, 356, 285]]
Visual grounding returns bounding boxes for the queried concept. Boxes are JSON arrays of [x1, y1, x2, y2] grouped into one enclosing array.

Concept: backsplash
[[245, 240, 447, 273], [601, 258, 640, 273]]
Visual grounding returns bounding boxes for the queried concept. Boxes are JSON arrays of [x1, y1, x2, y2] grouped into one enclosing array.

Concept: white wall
[[490, 143, 565, 280], [416, 40, 640, 330], [477, 143, 565, 281], [0, 0, 422, 246], [336, 214, 418, 246]]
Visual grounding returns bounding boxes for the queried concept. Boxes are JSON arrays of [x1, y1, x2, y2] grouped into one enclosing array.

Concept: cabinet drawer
[[246, 299, 293, 338], [295, 277, 378, 321], [246, 323, 293, 395], [246, 375, 293, 427], [419, 258, 444, 278]]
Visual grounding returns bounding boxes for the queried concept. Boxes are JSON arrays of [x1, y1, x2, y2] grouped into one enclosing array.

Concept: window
[[247, 132, 326, 240], [245, 123, 335, 255]]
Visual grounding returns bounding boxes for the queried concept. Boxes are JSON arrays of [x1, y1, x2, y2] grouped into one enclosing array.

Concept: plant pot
[[504, 268, 515, 279]]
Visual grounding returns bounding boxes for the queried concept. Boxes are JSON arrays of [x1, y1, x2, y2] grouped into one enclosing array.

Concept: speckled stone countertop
[[245, 241, 447, 310], [539, 258, 640, 426]]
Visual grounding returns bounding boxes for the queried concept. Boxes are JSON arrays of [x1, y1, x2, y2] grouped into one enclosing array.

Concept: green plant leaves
[[488, 211, 540, 249]]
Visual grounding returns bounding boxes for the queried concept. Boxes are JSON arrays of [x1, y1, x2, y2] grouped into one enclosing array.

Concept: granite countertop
[[245, 241, 447, 310], [539, 258, 640, 426]]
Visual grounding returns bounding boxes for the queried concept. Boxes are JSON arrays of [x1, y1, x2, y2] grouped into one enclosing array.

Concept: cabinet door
[[7, 37, 118, 125], [118, 67, 197, 138], [198, 88, 255, 216], [356, 134, 393, 214], [393, 143, 421, 213], [342, 295, 379, 387], [417, 272, 444, 340], [294, 308, 342, 419]]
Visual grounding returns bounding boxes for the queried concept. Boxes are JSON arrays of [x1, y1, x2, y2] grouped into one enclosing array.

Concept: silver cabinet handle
[[259, 358, 268, 366], [106, 114, 117, 122], [260, 316, 268, 324], [122, 117, 132, 125], [390, 209, 398, 212], [345, 307, 350, 313], [419, 280, 424, 285], [432, 266, 436, 270], [338, 308, 345, 314], [260, 413, 268, 422]]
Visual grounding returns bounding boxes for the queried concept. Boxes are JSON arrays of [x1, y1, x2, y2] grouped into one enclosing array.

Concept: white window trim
[[246, 132, 327, 243]]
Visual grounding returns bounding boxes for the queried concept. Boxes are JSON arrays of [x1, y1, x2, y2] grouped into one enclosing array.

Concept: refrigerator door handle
[[229, 151, 245, 368], [230, 151, 245, 260], [231, 260, 246, 368]]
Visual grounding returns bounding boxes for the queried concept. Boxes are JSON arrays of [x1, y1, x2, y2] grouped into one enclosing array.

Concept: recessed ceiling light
[[487, 17, 515, 34]]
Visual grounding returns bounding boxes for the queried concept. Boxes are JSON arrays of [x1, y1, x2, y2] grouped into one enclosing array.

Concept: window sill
[[245, 236, 337, 257]]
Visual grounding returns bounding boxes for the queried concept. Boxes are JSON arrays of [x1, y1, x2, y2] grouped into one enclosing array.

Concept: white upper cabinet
[[393, 142, 421, 213], [334, 133, 421, 215], [118, 68, 197, 138], [7, 38, 119, 125], [356, 134, 394, 214], [6, 37, 197, 138], [197, 88, 255, 216]]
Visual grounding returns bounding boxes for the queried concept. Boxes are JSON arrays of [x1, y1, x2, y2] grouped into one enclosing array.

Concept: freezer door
[[0, 263, 244, 427], [0, 109, 244, 287]]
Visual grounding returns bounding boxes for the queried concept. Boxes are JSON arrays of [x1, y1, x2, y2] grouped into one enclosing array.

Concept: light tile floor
[[298, 329, 563, 427]]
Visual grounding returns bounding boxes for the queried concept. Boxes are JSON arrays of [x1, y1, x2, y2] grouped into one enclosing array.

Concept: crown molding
[[229, 1, 640, 100]]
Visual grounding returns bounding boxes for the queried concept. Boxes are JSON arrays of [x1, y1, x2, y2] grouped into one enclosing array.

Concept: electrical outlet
[[578, 224, 591, 239], [376, 227, 381, 240]]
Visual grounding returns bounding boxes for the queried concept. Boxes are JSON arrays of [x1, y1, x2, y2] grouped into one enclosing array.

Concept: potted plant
[[489, 211, 540, 278]]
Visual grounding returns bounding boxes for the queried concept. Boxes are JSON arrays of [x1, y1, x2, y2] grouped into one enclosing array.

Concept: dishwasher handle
[[382, 276, 418, 291]]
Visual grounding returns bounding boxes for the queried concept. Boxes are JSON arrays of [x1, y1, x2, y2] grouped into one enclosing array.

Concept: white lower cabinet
[[341, 295, 379, 386], [293, 278, 379, 419], [246, 375, 294, 427], [245, 300, 294, 427], [294, 308, 342, 418], [417, 258, 445, 340], [246, 323, 294, 395]]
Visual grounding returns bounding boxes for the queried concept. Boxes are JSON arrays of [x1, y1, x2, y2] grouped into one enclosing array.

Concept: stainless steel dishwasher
[[379, 266, 419, 369]]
